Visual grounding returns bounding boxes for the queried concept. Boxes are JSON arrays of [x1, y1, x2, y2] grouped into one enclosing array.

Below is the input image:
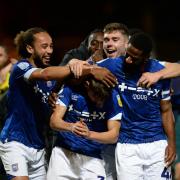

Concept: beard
[[123, 60, 145, 75], [34, 54, 49, 68]]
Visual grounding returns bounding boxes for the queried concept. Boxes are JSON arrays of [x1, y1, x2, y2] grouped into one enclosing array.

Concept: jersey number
[[161, 167, 171, 179], [97, 176, 104, 180]]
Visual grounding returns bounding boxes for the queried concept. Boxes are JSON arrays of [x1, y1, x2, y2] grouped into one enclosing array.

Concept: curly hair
[[14, 27, 47, 58]]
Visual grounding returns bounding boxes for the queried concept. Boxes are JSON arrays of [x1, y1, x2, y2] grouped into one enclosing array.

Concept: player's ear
[[26, 45, 34, 54]]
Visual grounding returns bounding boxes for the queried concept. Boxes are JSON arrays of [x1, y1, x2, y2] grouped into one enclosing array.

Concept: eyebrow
[[125, 52, 139, 61]]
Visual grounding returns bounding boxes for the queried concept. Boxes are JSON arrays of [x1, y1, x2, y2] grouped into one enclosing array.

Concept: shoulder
[[16, 60, 30, 69], [12, 60, 41, 81], [11, 60, 33, 75], [147, 58, 166, 72], [97, 56, 123, 67]]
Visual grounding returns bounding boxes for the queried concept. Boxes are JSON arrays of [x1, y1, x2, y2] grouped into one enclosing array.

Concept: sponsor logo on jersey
[[116, 94, 122, 107], [118, 82, 160, 96], [117, 82, 170, 101], [68, 104, 106, 122]]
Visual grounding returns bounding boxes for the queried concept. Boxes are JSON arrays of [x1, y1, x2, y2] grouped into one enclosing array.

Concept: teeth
[[107, 49, 115, 51]]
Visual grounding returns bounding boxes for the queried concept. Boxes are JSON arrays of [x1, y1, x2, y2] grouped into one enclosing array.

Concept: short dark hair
[[88, 28, 103, 45], [103, 22, 129, 37], [129, 32, 153, 55], [129, 28, 143, 37], [89, 28, 103, 35]]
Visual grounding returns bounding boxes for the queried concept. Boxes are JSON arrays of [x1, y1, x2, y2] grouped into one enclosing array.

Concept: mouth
[[44, 56, 50, 61], [106, 49, 116, 54], [43, 58, 50, 66], [106, 49, 117, 58]]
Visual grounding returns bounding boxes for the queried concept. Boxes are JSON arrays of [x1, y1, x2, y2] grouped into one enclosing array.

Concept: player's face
[[0, 47, 8, 68], [103, 30, 128, 58], [88, 32, 104, 55], [125, 43, 147, 67], [32, 32, 53, 68]]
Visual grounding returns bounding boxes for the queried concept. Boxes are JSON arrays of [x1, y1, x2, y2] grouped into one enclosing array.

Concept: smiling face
[[103, 30, 128, 58], [27, 32, 53, 68]]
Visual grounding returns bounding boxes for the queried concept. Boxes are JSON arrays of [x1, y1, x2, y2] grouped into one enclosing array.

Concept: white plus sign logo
[[118, 83, 127, 92], [90, 111, 99, 119]]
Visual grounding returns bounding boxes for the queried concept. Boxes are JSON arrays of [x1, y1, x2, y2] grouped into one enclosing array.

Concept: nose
[[47, 46, 53, 54], [95, 42, 103, 50], [105, 40, 113, 47], [98, 42, 103, 49]]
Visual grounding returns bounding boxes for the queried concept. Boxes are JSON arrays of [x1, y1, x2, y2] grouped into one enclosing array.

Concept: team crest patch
[[12, 163, 18, 172], [47, 81, 52, 87], [72, 94, 78, 101]]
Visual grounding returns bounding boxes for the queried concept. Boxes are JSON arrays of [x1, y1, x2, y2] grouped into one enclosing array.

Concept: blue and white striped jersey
[[0, 59, 56, 149], [98, 57, 171, 144], [55, 85, 122, 159]]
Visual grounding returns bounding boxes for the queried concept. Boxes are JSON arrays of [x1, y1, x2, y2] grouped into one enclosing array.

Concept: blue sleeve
[[12, 61, 34, 81], [57, 85, 72, 107]]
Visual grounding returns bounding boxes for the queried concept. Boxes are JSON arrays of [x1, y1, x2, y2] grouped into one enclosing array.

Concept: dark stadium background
[[0, 0, 180, 64]]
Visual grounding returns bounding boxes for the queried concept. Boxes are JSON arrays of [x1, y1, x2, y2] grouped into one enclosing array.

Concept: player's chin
[[43, 60, 51, 67], [107, 52, 117, 58]]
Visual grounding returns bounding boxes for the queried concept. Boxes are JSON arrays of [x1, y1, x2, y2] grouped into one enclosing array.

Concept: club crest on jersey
[[72, 94, 78, 101], [46, 81, 53, 87], [12, 163, 18, 172]]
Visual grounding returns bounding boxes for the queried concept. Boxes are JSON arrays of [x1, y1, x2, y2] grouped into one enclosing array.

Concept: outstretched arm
[[161, 62, 180, 78], [30, 58, 117, 88], [29, 65, 72, 81], [137, 62, 180, 88]]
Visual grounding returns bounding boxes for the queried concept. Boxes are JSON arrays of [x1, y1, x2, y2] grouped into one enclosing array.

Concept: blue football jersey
[[55, 85, 122, 159], [97, 57, 171, 144], [0, 59, 56, 149]]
